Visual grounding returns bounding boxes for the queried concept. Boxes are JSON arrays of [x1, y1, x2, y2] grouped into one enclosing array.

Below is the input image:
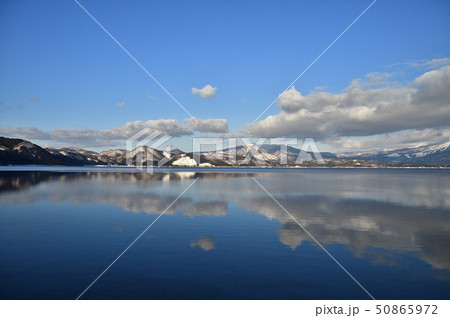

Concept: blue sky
[[1, 0, 449, 152]]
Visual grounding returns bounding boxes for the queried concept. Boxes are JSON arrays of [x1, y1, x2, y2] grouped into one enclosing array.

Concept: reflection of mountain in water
[[183, 201, 228, 217], [0, 170, 260, 194], [0, 170, 449, 272]]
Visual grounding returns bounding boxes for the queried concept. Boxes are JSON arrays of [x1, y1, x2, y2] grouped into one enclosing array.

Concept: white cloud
[[0, 126, 51, 140], [192, 84, 217, 98], [360, 72, 394, 87], [184, 117, 229, 133], [242, 66, 450, 143], [409, 57, 450, 69], [0, 119, 193, 148], [0, 117, 231, 149], [117, 101, 125, 107]]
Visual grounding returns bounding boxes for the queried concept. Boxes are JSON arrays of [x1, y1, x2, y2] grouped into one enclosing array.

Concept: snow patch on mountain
[[99, 149, 126, 157]]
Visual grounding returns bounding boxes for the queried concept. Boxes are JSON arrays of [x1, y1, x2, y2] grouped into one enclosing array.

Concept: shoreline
[[0, 165, 449, 172]]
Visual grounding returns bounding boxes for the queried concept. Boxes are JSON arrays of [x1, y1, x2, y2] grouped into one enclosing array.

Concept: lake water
[[0, 168, 449, 299]]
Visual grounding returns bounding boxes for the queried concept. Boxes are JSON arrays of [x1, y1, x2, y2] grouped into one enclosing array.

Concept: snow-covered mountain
[[0, 137, 67, 165], [203, 144, 278, 165], [203, 144, 338, 166], [1, 136, 449, 166], [0, 137, 176, 166], [47, 147, 108, 165], [339, 142, 450, 165], [260, 144, 337, 161]]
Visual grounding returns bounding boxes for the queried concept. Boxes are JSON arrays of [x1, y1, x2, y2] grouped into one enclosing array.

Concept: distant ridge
[[0, 136, 449, 167], [338, 142, 450, 165]]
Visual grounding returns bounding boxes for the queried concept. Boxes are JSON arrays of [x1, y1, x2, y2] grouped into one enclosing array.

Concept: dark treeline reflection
[[0, 171, 257, 193], [1, 170, 449, 273]]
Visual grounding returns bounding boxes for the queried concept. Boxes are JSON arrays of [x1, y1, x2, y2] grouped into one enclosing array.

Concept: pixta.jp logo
[[126, 128, 172, 173]]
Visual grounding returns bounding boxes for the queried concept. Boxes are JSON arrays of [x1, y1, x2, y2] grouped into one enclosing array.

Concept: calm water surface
[[0, 168, 449, 299]]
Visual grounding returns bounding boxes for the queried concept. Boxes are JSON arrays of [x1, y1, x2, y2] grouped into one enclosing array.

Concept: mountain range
[[338, 142, 450, 165], [0, 136, 449, 167]]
